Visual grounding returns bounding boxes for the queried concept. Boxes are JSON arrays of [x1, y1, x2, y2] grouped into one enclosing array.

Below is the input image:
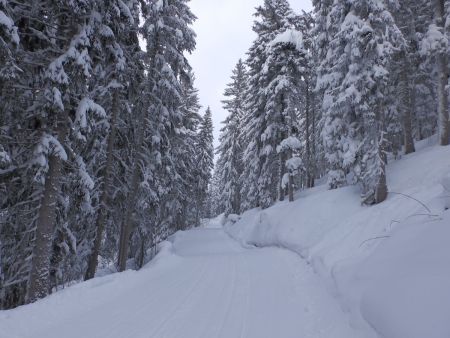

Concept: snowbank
[[225, 140, 450, 338]]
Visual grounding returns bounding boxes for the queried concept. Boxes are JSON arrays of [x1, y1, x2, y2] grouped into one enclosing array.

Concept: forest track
[[0, 227, 369, 338]]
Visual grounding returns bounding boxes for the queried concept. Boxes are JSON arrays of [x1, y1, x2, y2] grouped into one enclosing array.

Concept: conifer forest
[[1, 1, 450, 337]]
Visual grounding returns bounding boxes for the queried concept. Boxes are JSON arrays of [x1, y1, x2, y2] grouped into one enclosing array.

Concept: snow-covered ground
[[0, 227, 369, 338], [1, 140, 448, 338], [225, 139, 450, 338]]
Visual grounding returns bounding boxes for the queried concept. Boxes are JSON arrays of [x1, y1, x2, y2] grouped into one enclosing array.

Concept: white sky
[[187, 0, 313, 148]]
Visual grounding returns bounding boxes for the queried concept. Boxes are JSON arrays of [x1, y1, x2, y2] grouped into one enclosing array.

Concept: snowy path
[[0, 228, 371, 338]]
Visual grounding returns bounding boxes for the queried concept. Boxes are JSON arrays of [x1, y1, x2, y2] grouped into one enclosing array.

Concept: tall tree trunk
[[375, 107, 388, 204], [27, 155, 62, 303], [27, 116, 68, 303], [305, 81, 313, 188], [375, 144, 388, 204], [85, 90, 119, 281], [288, 173, 294, 202], [279, 151, 286, 202], [137, 234, 145, 269], [117, 106, 145, 272], [309, 82, 317, 187], [399, 61, 416, 154], [435, 0, 450, 146], [232, 148, 241, 215]]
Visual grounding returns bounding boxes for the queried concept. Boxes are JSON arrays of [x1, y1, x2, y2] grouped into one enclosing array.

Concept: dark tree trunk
[[85, 90, 119, 281], [305, 79, 314, 188], [279, 151, 286, 202], [399, 62, 416, 154], [434, 0, 450, 146], [27, 154, 62, 303], [27, 114, 68, 303], [288, 174, 294, 202], [117, 103, 145, 272]]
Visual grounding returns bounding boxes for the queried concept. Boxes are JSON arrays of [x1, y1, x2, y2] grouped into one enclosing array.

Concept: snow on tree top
[[269, 29, 304, 52]]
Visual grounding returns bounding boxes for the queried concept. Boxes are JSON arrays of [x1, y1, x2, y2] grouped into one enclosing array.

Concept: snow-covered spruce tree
[[289, 12, 318, 191], [267, 24, 312, 202], [240, 1, 282, 210], [216, 59, 248, 215], [84, 0, 141, 281], [293, 12, 319, 189], [420, 0, 449, 146], [397, 1, 437, 142], [240, 0, 311, 208], [0, 0, 19, 81], [1, 0, 202, 306], [165, 72, 202, 233], [0, 0, 113, 305], [0, 0, 19, 304], [392, 2, 418, 154], [117, 0, 196, 272], [390, 0, 442, 154], [316, 0, 405, 204], [195, 107, 214, 219], [26, 4, 113, 304], [205, 168, 223, 217]]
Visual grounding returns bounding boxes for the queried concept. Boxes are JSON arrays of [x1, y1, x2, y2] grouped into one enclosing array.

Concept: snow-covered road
[[0, 228, 372, 338]]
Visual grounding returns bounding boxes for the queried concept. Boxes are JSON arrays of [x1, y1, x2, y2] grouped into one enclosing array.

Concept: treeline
[[213, 0, 449, 216], [0, 0, 214, 309]]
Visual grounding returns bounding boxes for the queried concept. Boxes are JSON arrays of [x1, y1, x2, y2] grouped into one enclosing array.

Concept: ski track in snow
[[0, 228, 372, 338]]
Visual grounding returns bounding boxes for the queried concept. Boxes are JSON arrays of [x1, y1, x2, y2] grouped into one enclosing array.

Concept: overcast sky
[[187, 0, 313, 148]]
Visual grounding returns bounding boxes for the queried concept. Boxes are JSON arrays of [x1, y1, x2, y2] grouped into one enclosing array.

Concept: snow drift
[[225, 139, 450, 338]]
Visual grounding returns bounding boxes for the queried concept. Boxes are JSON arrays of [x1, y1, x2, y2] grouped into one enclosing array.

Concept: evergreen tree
[[84, 0, 141, 281], [0, 0, 201, 308], [216, 59, 247, 215], [421, 0, 450, 145], [117, 0, 197, 271], [196, 107, 214, 218], [316, 0, 405, 204], [240, 0, 311, 209]]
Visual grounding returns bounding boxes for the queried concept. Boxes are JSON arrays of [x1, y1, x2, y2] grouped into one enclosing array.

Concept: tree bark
[[309, 81, 317, 187], [85, 90, 119, 281], [27, 116, 68, 303], [375, 149, 388, 204], [305, 79, 314, 188], [279, 151, 286, 202], [117, 106, 145, 272], [399, 61, 416, 154], [375, 116, 388, 204], [288, 174, 294, 202], [435, 0, 450, 146]]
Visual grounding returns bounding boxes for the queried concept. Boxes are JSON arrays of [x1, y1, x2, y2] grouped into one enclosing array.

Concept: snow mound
[[225, 140, 450, 338]]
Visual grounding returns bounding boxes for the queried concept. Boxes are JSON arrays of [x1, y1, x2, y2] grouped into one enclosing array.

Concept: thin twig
[[389, 191, 432, 213], [359, 236, 391, 248]]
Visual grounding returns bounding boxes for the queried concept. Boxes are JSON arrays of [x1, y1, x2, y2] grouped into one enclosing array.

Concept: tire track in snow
[[55, 260, 207, 338], [106, 260, 207, 338], [212, 255, 237, 338], [147, 258, 210, 338], [239, 254, 251, 338]]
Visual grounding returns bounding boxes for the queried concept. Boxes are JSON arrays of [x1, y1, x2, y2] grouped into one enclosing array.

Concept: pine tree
[[393, 2, 417, 154], [84, 0, 141, 281], [317, 0, 405, 204], [196, 107, 214, 219], [0, 0, 203, 308], [169, 72, 202, 230], [216, 59, 247, 215], [240, 0, 310, 209], [0, 0, 113, 304], [117, 0, 197, 271], [432, 0, 449, 145]]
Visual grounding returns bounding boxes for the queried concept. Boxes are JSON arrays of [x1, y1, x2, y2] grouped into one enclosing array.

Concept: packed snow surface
[[0, 228, 369, 338]]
